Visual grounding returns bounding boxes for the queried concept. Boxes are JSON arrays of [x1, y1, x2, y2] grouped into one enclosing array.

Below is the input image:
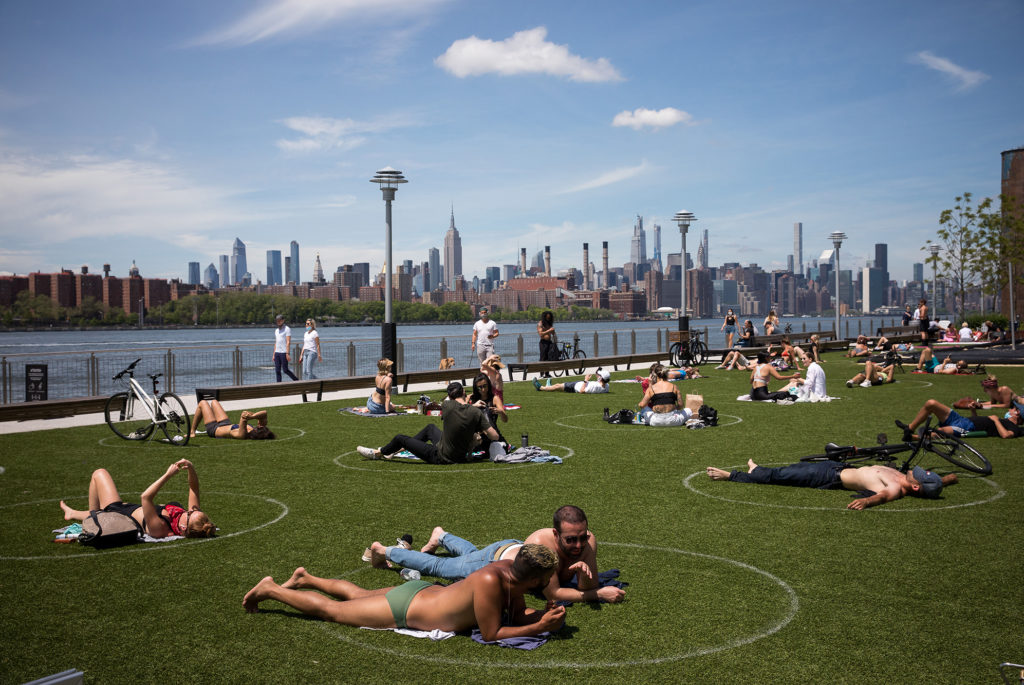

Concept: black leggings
[[751, 386, 791, 402], [381, 424, 443, 463]]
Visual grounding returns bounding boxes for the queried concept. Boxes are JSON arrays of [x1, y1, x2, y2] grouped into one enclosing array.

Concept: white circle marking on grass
[[683, 466, 1005, 512], [0, 492, 288, 561], [332, 442, 573, 474], [553, 412, 742, 431], [313, 542, 799, 668]]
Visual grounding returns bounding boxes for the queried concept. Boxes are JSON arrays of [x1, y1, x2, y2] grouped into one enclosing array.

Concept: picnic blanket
[[52, 523, 184, 544], [338, 406, 418, 417]]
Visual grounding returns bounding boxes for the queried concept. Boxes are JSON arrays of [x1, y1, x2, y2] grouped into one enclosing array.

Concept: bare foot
[[420, 526, 446, 553], [369, 542, 392, 569], [706, 467, 731, 480], [59, 501, 77, 521], [282, 567, 308, 590], [243, 576, 277, 613], [747, 459, 759, 472]]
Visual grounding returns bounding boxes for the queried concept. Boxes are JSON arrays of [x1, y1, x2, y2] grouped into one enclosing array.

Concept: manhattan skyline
[[1, 1, 1021, 283]]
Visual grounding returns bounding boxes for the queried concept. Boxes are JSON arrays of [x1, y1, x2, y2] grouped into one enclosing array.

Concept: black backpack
[[698, 404, 719, 426], [79, 510, 143, 549], [604, 409, 635, 424]]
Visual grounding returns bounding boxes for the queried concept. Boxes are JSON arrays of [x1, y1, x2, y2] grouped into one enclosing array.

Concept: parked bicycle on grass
[[104, 359, 190, 446]]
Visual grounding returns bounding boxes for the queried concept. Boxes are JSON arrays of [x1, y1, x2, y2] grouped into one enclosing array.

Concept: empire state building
[[443, 207, 462, 290]]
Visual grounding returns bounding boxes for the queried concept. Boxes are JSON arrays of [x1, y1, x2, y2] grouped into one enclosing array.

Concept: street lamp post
[[829, 232, 847, 339], [928, 244, 941, 319], [673, 211, 696, 331], [370, 167, 407, 368]]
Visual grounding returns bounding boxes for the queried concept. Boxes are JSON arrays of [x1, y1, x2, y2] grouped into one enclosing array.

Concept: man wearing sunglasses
[[365, 505, 625, 603]]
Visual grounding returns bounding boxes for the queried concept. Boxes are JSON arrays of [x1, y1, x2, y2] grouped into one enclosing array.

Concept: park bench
[[0, 395, 109, 423]]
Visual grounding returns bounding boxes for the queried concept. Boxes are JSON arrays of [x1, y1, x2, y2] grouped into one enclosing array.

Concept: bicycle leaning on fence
[[553, 336, 587, 377], [104, 359, 191, 446], [669, 329, 708, 368], [798, 417, 992, 475]]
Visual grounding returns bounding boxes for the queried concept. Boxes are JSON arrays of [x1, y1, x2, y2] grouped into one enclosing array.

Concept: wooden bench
[[0, 395, 110, 423], [505, 352, 670, 382]]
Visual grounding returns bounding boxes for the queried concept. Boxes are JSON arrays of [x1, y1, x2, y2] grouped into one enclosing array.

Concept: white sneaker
[[860, 380, 872, 388], [357, 446, 380, 459], [846, 380, 853, 388]]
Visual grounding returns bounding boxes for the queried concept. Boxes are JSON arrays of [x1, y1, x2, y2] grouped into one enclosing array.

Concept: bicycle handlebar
[[112, 358, 142, 381]]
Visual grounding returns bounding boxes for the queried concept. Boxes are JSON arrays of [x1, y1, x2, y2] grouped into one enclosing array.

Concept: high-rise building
[[699, 229, 709, 269], [266, 250, 282, 285], [353, 263, 370, 288], [312, 253, 325, 284], [913, 263, 924, 282], [793, 222, 803, 276], [863, 267, 886, 313], [232, 238, 247, 286], [443, 208, 462, 289], [289, 241, 300, 284], [428, 247, 441, 292], [188, 262, 200, 285], [219, 255, 231, 286], [204, 263, 219, 289], [630, 215, 647, 266], [874, 243, 888, 274], [652, 223, 662, 271]]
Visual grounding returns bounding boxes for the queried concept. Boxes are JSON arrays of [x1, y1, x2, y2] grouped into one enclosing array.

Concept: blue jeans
[[301, 353, 317, 379], [385, 532, 521, 579], [729, 460, 847, 489], [274, 352, 298, 382]]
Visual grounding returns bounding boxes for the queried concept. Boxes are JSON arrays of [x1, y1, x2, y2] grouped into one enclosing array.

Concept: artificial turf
[[1, 352, 1022, 683]]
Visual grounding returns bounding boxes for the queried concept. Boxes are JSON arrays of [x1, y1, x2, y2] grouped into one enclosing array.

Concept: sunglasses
[[560, 533, 588, 545]]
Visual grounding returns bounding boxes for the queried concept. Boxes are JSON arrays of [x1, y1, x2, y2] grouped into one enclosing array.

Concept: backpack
[[79, 510, 143, 549], [604, 409, 635, 424], [698, 404, 719, 426]]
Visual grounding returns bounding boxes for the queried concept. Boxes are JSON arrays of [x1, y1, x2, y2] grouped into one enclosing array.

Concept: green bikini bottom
[[385, 580, 433, 629]]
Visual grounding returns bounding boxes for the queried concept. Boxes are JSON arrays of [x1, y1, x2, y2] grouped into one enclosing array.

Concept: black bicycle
[[799, 417, 991, 475], [670, 329, 708, 367], [553, 337, 587, 377]]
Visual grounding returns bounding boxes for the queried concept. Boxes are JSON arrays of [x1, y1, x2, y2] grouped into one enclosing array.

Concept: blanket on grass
[[359, 625, 549, 650], [52, 523, 184, 544]]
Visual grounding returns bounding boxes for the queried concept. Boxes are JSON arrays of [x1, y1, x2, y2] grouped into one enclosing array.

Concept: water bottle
[[521, 433, 528, 448], [400, 568, 421, 581]]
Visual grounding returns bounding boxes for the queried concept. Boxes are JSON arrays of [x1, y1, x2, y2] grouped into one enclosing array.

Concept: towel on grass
[[338, 406, 417, 417], [492, 446, 562, 464], [736, 394, 775, 403], [52, 523, 183, 544], [359, 626, 455, 641], [552, 569, 628, 607], [470, 629, 550, 650]]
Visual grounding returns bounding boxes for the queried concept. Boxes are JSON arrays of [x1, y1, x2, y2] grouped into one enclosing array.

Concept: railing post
[[397, 340, 405, 371], [517, 334, 524, 363], [705, 326, 709, 346], [845, 320, 850, 338], [802, 322, 806, 333], [88, 353, 97, 396], [1, 356, 7, 404], [630, 330, 636, 354], [234, 347, 242, 385], [440, 338, 448, 362], [656, 328, 662, 352], [612, 331, 619, 355], [594, 332, 599, 357], [166, 348, 173, 392], [348, 342, 356, 377]]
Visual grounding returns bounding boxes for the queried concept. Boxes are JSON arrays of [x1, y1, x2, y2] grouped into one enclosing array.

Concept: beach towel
[[359, 626, 455, 641], [52, 524, 184, 544], [470, 629, 550, 650], [338, 406, 417, 417], [554, 569, 628, 607], [492, 446, 563, 464]]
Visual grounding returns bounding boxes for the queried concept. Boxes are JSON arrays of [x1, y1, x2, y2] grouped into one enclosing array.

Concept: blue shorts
[[366, 397, 388, 414], [940, 410, 975, 435]]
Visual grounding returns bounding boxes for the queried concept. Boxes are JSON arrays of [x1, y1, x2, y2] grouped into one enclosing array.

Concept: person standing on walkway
[[299, 318, 322, 379], [471, 307, 499, 364], [273, 315, 298, 382]]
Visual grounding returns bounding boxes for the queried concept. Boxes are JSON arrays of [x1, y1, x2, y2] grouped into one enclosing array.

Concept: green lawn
[[2, 353, 1022, 683]]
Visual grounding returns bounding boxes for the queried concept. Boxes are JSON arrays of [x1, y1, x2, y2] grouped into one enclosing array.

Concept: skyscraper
[[428, 247, 441, 292], [266, 250, 282, 285], [630, 215, 647, 266], [700, 229, 709, 269], [188, 262, 200, 285], [793, 223, 803, 276], [874, 244, 888, 274], [231, 238, 247, 286], [219, 255, 231, 286], [312, 253, 325, 284], [289, 241, 300, 284], [443, 207, 462, 289], [913, 263, 924, 282], [204, 263, 219, 289], [652, 223, 662, 271]]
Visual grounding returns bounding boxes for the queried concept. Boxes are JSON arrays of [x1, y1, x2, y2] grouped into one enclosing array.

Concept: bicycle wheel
[[690, 340, 708, 366], [926, 435, 992, 475], [572, 350, 587, 375], [156, 392, 190, 446], [670, 343, 687, 368], [553, 351, 567, 377], [105, 392, 154, 441]]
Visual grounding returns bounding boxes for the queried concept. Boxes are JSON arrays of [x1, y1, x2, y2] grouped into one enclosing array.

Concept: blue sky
[[1, 0, 1021, 285]]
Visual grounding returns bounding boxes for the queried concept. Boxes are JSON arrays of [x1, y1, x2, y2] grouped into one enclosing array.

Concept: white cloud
[[556, 161, 651, 194], [435, 27, 623, 83], [910, 51, 990, 92], [612, 107, 696, 130], [275, 114, 417, 153], [194, 0, 451, 46]]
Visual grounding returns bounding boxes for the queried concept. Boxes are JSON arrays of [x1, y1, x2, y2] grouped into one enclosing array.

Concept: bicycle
[[553, 336, 587, 377], [798, 417, 991, 475], [104, 359, 191, 446], [669, 329, 708, 368]]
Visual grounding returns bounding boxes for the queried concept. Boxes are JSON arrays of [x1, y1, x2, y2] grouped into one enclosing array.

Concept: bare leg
[[539, 384, 565, 392], [62, 468, 122, 521], [243, 576, 396, 627], [282, 567, 388, 599], [916, 347, 933, 370], [421, 526, 446, 553], [59, 501, 89, 521], [908, 399, 951, 431]]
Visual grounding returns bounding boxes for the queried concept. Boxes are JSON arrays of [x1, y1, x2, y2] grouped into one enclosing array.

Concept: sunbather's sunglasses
[[560, 533, 589, 544]]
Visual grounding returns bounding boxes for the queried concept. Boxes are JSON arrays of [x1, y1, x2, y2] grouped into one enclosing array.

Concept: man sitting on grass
[[901, 398, 1024, 439], [366, 505, 625, 603], [243, 544, 565, 642], [706, 459, 957, 509], [357, 382, 501, 463], [533, 369, 610, 394], [845, 360, 897, 388]]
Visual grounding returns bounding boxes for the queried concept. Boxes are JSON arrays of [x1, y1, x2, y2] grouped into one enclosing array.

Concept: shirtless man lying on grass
[[706, 459, 957, 510], [243, 543, 565, 642]]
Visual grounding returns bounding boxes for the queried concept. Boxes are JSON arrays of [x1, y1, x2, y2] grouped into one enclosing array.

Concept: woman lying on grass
[[189, 399, 275, 439], [60, 459, 215, 538]]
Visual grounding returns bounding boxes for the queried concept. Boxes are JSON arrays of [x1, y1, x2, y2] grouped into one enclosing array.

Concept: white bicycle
[[104, 359, 190, 446]]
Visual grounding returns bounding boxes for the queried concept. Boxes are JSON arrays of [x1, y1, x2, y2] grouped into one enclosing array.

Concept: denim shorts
[[941, 409, 975, 435], [366, 397, 387, 414]]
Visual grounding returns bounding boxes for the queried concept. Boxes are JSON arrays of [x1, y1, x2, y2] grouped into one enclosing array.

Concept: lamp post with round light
[[370, 167, 407, 368], [928, 244, 942, 318], [673, 211, 696, 331], [829, 231, 847, 339]]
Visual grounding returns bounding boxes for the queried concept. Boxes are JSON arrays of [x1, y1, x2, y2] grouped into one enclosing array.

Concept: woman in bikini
[[59, 459, 215, 539], [190, 399, 275, 439], [367, 358, 397, 414], [638, 364, 703, 426], [750, 352, 801, 402]]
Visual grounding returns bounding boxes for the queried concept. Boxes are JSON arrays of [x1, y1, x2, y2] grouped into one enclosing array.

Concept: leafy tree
[[976, 194, 1024, 313], [930, 192, 984, 321]]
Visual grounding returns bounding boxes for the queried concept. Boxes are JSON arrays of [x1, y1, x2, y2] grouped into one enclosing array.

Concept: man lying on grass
[[706, 459, 957, 510], [366, 505, 625, 603], [243, 544, 565, 642], [901, 398, 1024, 439], [533, 368, 610, 394]]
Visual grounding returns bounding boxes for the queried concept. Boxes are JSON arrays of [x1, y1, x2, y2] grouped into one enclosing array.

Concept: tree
[[976, 194, 1024, 314], [930, 192, 984, 320]]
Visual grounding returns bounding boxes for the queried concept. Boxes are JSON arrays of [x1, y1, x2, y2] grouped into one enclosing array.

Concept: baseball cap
[[911, 466, 943, 499], [597, 368, 610, 382]]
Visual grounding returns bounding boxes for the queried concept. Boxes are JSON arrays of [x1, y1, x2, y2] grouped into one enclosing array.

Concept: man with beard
[[365, 505, 625, 603]]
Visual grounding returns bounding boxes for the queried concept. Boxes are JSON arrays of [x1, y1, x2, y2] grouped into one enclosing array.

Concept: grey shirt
[[438, 399, 490, 463]]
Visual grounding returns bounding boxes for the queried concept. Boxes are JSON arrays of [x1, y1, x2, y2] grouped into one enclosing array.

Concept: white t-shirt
[[303, 329, 319, 353], [473, 319, 498, 347], [803, 362, 827, 397], [573, 380, 608, 394], [274, 325, 291, 353], [959, 326, 972, 341]]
